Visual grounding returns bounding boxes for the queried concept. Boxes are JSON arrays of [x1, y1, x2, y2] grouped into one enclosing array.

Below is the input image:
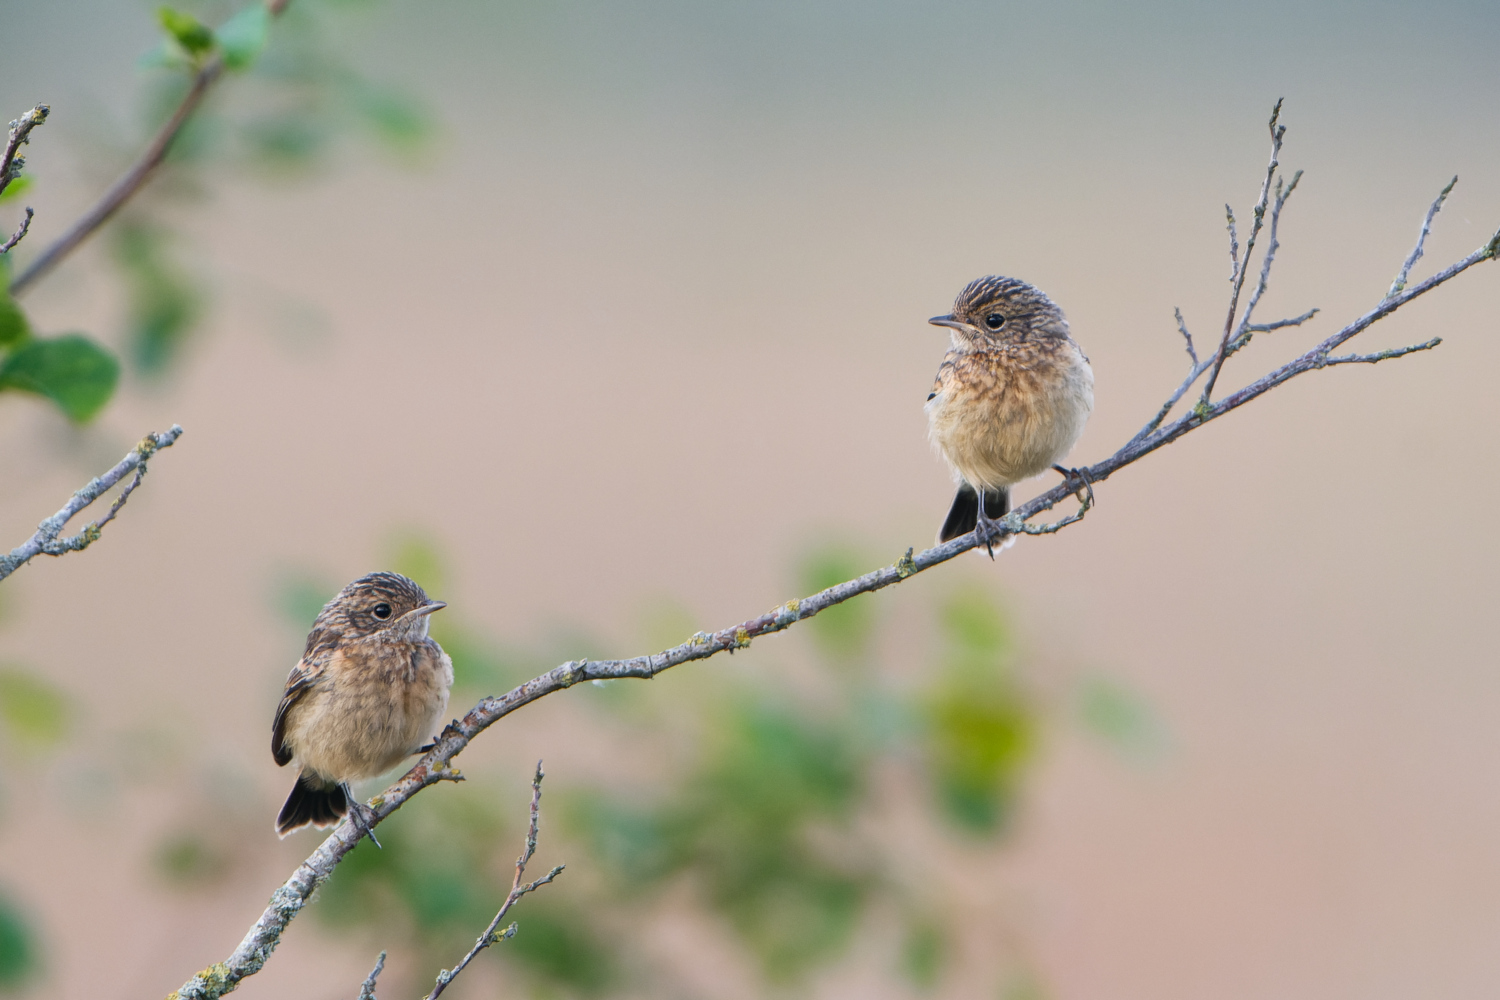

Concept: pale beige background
[[1, 0, 1498, 997]]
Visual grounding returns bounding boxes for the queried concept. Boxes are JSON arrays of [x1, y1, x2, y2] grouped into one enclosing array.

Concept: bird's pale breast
[[284, 639, 453, 784], [926, 339, 1093, 492]]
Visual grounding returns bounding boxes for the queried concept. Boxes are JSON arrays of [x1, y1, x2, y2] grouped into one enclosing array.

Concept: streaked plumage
[[925, 275, 1094, 547], [272, 571, 453, 837]]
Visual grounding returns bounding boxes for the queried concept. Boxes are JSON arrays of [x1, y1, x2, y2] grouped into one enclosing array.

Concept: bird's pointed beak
[[929, 314, 965, 331], [408, 600, 446, 619]]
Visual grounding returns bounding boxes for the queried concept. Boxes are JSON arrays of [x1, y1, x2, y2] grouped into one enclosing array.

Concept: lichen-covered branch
[[0, 105, 48, 200], [356, 952, 385, 1000], [168, 106, 1499, 1000], [9, 0, 294, 298], [1388, 176, 1456, 299], [0, 425, 184, 583]]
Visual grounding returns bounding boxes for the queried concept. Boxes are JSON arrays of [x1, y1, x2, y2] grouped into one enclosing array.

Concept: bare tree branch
[[1201, 98, 1286, 404], [167, 107, 1500, 1000], [0, 105, 48, 200], [1245, 307, 1318, 333], [0, 207, 33, 255], [1174, 307, 1197, 366], [424, 761, 564, 1000], [8, 0, 294, 298], [0, 425, 184, 583], [1325, 336, 1442, 366], [356, 951, 385, 1000], [1388, 176, 1457, 299]]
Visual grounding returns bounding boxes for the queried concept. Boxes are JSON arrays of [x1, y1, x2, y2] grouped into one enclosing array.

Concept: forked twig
[[426, 761, 564, 1000], [0, 426, 184, 583]]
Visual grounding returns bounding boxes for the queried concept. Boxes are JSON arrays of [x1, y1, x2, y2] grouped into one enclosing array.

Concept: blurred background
[[1, 0, 1498, 997]]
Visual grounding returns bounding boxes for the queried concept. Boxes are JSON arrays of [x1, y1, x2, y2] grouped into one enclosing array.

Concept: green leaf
[[0, 334, 120, 422], [0, 669, 70, 748], [216, 4, 271, 70], [0, 893, 38, 990], [0, 294, 29, 349], [0, 176, 31, 204], [158, 7, 216, 58]]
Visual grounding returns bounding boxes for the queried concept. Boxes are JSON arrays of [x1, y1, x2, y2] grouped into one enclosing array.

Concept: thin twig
[[1225, 205, 1240, 283], [1174, 307, 1197, 366], [0, 426, 184, 583], [1234, 168, 1302, 340], [1245, 307, 1318, 333], [9, 0, 295, 298], [0, 207, 32, 254], [1387, 176, 1457, 299], [356, 952, 385, 1000], [0, 105, 48, 200], [1200, 98, 1286, 404], [1325, 336, 1442, 366], [426, 761, 564, 1000], [166, 117, 1500, 1000]]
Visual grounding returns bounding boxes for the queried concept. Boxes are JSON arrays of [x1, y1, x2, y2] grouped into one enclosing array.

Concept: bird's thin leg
[[973, 505, 999, 560], [344, 784, 383, 849], [1052, 464, 1095, 507]]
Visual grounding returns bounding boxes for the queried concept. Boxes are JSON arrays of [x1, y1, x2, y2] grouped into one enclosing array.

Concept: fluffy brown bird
[[272, 571, 453, 837], [925, 275, 1094, 551]]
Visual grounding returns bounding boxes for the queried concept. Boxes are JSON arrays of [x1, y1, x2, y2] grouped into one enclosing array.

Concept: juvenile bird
[[925, 275, 1094, 552], [272, 571, 453, 838]]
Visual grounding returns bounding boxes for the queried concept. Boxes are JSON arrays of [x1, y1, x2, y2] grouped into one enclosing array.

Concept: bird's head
[[308, 571, 446, 648], [929, 275, 1070, 350]]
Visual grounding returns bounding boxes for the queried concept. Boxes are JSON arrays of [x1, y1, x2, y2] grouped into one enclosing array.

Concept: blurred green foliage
[[0, 893, 37, 993], [1078, 674, 1168, 762], [158, 7, 216, 61], [111, 223, 203, 377], [0, 668, 70, 750], [800, 546, 874, 661], [573, 700, 871, 982], [922, 587, 1033, 834], [901, 917, 946, 989], [153, 832, 233, 886]]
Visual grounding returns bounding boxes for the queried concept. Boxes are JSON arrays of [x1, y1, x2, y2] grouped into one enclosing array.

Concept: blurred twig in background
[[0, 0, 433, 430], [0, 426, 183, 583], [168, 103, 1500, 999], [8, 0, 294, 298]]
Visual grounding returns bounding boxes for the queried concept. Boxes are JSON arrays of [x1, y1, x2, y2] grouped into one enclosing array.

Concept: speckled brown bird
[[272, 571, 453, 837], [926, 275, 1094, 551]]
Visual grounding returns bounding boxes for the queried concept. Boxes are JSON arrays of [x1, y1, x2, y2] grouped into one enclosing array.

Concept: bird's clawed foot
[[345, 790, 383, 850], [973, 510, 1002, 560], [1053, 464, 1095, 507]]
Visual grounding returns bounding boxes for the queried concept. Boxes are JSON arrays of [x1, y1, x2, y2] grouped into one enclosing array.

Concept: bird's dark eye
[[984, 313, 1006, 330], [372, 603, 393, 620]]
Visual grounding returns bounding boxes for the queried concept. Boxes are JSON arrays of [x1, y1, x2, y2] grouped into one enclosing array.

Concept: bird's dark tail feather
[[938, 485, 1010, 543], [276, 774, 350, 837]]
